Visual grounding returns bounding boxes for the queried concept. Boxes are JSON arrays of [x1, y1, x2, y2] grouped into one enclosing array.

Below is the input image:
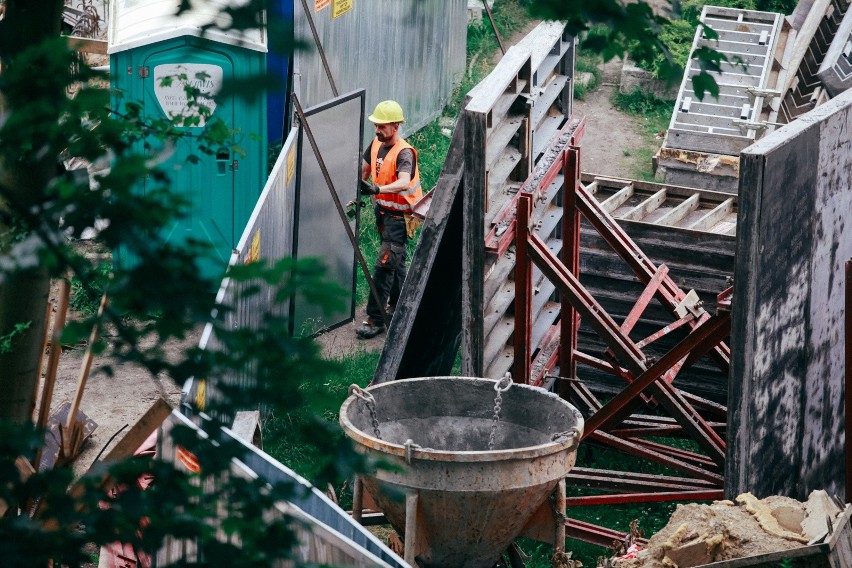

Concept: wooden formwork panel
[[666, 6, 786, 156], [462, 22, 576, 377], [779, 0, 850, 122], [817, 3, 852, 95]]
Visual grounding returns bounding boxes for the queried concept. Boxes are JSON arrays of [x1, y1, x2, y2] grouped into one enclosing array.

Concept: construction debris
[[614, 491, 847, 567]]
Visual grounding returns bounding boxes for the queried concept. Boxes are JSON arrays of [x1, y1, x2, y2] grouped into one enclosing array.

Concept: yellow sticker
[[315, 0, 330, 11], [286, 146, 296, 186], [331, 0, 353, 19], [194, 380, 206, 411], [247, 230, 261, 264]]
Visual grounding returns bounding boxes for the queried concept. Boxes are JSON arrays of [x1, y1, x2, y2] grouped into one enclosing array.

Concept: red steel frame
[[506, 145, 732, 548]]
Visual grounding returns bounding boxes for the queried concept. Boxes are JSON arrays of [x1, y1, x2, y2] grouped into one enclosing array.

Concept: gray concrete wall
[[727, 88, 852, 499]]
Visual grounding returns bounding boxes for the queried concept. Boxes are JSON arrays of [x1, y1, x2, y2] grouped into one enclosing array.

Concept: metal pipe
[[481, 0, 507, 56], [514, 192, 533, 384], [290, 94, 389, 328], [561, 148, 581, 401], [567, 490, 724, 507]]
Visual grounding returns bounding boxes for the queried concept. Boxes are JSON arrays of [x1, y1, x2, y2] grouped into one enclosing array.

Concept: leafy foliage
[[0, 0, 368, 565]]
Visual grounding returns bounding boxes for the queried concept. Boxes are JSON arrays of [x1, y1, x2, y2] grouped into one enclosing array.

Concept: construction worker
[[356, 100, 422, 339]]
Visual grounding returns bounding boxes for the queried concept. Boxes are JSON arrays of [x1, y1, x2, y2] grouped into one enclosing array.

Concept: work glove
[[360, 179, 380, 195]]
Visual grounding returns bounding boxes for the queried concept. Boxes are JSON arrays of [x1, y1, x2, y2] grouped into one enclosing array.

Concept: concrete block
[[231, 410, 262, 449], [467, 0, 494, 24], [619, 57, 679, 101]]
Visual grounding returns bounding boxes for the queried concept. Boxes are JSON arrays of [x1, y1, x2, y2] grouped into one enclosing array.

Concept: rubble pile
[[615, 491, 846, 568]]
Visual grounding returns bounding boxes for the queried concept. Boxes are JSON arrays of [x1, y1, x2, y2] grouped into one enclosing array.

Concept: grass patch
[[573, 26, 606, 100], [612, 88, 674, 181], [573, 50, 601, 100], [263, 348, 380, 483], [70, 260, 111, 315]]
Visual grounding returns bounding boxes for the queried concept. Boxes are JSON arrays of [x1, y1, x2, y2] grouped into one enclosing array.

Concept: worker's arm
[[361, 160, 370, 181], [375, 171, 411, 194]]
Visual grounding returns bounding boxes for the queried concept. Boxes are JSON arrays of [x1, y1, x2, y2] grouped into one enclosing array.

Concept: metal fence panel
[[293, 0, 466, 145], [155, 411, 405, 567], [293, 90, 364, 336], [183, 127, 300, 416]]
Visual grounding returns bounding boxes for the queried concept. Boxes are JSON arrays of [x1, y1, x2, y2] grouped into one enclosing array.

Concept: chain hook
[[494, 372, 513, 393], [349, 384, 381, 439], [488, 373, 513, 451], [403, 439, 421, 465]]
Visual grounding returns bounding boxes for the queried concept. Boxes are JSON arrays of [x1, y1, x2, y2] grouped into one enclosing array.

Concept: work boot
[[356, 320, 385, 339]]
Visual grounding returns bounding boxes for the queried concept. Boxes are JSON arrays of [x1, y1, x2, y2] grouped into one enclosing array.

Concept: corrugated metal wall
[[292, 0, 467, 144]]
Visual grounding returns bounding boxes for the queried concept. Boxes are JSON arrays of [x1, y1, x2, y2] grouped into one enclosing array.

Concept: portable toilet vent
[[109, 0, 268, 275]]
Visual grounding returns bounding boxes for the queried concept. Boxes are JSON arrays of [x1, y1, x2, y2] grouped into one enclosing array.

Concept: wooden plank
[[463, 110, 487, 376], [688, 198, 735, 231], [600, 184, 634, 213], [99, 399, 172, 464], [373, 126, 466, 382], [621, 188, 667, 221], [64, 293, 109, 457], [466, 47, 532, 114], [656, 194, 700, 227], [582, 180, 599, 195], [37, 280, 70, 432], [697, 544, 828, 567]]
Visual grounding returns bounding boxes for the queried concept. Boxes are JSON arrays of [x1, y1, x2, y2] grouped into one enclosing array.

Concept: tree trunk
[[0, 0, 65, 423], [0, 270, 50, 422]]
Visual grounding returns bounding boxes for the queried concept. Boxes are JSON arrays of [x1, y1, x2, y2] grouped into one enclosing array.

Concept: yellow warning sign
[[332, 0, 353, 19], [247, 231, 261, 264], [315, 0, 330, 11], [194, 380, 206, 411], [286, 145, 296, 186]]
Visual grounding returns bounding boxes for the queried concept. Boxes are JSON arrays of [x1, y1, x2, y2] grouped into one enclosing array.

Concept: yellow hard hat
[[368, 100, 405, 124]]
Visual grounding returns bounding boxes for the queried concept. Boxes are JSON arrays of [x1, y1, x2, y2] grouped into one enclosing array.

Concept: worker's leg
[[359, 217, 406, 338], [365, 241, 396, 324]]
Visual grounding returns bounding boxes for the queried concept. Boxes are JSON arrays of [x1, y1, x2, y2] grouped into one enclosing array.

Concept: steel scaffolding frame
[[507, 145, 733, 547]]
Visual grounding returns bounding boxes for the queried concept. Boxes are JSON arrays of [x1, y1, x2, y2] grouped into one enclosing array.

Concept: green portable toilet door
[[141, 46, 236, 268]]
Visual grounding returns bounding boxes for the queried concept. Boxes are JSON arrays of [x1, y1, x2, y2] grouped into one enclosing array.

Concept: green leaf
[[691, 71, 720, 99]]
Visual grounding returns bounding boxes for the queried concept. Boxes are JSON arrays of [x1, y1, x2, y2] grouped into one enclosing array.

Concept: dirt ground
[[574, 57, 652, 178]]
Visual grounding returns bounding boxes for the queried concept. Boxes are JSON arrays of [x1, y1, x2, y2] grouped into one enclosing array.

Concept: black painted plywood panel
[[727, 89, 852, 500]]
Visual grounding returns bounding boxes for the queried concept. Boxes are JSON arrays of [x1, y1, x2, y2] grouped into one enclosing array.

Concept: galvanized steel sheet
[[292, 0, 466, 144]]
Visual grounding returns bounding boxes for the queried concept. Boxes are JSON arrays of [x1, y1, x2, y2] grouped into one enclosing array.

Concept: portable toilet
[[108, 0, 268, 275]]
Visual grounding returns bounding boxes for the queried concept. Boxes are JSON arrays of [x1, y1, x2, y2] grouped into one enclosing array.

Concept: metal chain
[[349, 384, 381, 439], [488, 373, 513, 451]]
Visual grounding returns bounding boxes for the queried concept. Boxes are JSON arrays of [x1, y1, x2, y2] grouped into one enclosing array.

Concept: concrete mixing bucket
[[340, 376, 584, 568]]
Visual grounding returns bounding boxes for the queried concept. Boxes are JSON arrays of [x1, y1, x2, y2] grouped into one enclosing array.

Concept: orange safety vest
[[370, 137, 422, 214]]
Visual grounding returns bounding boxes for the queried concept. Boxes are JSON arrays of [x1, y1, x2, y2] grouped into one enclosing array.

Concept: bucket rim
[[339, 376, 584, 463]]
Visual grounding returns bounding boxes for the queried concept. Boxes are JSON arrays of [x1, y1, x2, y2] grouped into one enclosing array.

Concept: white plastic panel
[[108, 0, 266, 54]]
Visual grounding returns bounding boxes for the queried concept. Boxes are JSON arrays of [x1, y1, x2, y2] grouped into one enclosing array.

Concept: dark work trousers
[[366, 210, 408, 325]]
